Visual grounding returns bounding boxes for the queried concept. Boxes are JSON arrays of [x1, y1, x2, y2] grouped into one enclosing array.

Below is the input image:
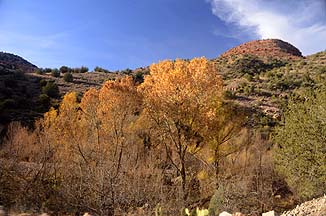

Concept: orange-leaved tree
[[140, 57, 223, 202]]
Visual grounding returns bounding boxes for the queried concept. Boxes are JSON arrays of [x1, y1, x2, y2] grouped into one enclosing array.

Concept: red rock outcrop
[[220, 39, 303, 61]]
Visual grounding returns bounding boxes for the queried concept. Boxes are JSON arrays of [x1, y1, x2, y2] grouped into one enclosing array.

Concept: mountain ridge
[[0, 51, 37, 73]]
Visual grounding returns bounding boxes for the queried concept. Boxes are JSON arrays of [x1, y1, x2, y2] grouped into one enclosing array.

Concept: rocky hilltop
[[0, 52, 37, 73], [220, 39, 303, 61]]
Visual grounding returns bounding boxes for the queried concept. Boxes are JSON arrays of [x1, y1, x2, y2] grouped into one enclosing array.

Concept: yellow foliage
[[197, 170, 209, 180], [141, 57, 223, 134], [60, 92, 79, 113], [80, 88, 99, 115], [43, 107, 58, 128]]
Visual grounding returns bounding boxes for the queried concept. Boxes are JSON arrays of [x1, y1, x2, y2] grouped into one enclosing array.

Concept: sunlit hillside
[[0, 41, 325, 216]]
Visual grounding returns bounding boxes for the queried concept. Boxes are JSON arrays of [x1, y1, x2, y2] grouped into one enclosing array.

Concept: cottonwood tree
[[140, 58, 224, 202], [36, 78, 145, 214], [205, 102, 245, 190], [78, 77, 143, 214]]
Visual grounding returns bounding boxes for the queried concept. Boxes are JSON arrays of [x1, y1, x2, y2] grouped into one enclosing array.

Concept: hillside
[[220, 39, 303, 62], [1, 40, 325, 131], [0, 52, 37, 73], [215, 41, 326, 127], [0, 40, 325, 215], [0, 64, 42, 122], [0, 63, 149, 142], [1, 40, 324, 131]]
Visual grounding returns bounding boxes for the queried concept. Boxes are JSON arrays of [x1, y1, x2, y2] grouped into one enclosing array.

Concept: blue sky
[[0, 0, 325, 70]]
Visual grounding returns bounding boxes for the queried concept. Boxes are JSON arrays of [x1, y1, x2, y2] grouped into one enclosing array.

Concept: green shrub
[[184, 208, 209, 216], [44, 68, 52, 73], [223, 90, 236, 99], [106, 77, 116, 81], [0, 99, 16, 109], [233, 55, 266, 76], [208, 187, 224, 216], [122, 68, 132, 75], [94, 66, 110, 73], [243, 73, 253, 81], [59, 66, 71, 73], [155, 204, 163, 216], [80, 66, 89, 73], [35, 69, 44, 75], [243, 85, 254, 95], [39, 79, 47, 87], [38, 94, 50, 107], [42, 81, 59, 98], [51, 69, 60, 77], [133, 71, 145, 83], [273, 90, 326, 199], [318, 66, 326, 74], [63, 72, 73, 82]]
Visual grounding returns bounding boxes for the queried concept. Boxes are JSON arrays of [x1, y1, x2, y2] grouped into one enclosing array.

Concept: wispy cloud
[[0, 30, 76, 67], [208, 0, 326, 55], [0, 31, 69, 49]]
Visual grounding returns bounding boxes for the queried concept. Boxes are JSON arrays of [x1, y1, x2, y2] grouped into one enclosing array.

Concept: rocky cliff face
[[220, 39, 303, 61]]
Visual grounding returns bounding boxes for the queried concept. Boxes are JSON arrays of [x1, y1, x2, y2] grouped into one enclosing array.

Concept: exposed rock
[[263, 210, 279, 216], [281, 195, 326, 216], [219, 211, 232, 216], [220, 39, 302, 61], [233, 213, 246, 216]]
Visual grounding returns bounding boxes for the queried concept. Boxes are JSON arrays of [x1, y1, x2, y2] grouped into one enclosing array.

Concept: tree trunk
[[180, 159, 187, 203], [214, 148, 220, 190]]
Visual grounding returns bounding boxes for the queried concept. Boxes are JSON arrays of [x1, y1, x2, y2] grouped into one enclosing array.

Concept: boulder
[[219, 212, 232, 216], [233, 213, 245, 216], [0, 206, 5, 216], [262, 210, 278, 216]]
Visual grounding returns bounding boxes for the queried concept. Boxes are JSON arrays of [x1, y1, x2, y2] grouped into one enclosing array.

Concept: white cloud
[[208, 0, 326, 55]]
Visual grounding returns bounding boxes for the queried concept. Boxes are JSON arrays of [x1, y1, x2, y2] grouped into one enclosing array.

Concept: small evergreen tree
[[51, 69, 60, 77], [38, 94, 50, 108], [63, 72, 73, 82], [42, 81, 59, 98], [80, 66, 89, 73], [34, 68, 44, 75], [60, 66, 70, 73], [44, 68, 52, 73], [273, 90, 326, 199], [39, 79, 47, 87]]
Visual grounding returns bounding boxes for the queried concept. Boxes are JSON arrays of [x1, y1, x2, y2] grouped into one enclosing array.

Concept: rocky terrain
[[281, 195, 326, 216], [0, 196, 324, 216], [220, 39, 303, 61], [29, 71, 120, 95], [215, 45, 326, 127]]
